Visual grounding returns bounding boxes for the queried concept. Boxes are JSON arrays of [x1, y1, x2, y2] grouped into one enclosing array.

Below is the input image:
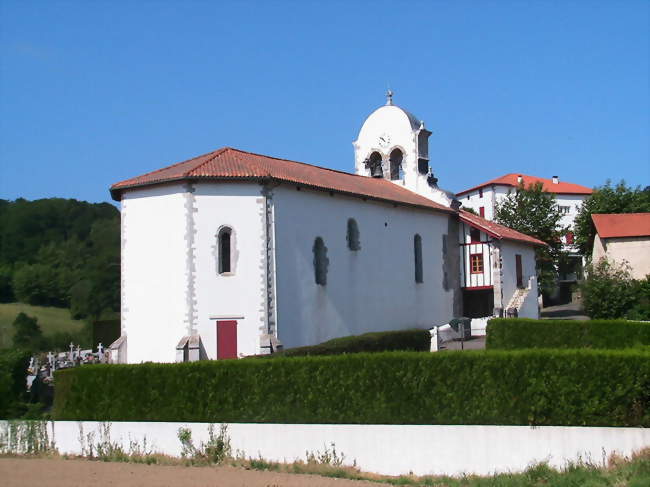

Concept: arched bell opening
[[389, 149, 404, 180], [366, 152, 384, 178]]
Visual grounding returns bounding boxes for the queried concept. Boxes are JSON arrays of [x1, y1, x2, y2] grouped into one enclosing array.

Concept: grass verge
[[0, 302, 85, 349]]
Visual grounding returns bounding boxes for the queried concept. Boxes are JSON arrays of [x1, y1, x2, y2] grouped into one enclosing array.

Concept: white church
[[109, 94, 545, 363]]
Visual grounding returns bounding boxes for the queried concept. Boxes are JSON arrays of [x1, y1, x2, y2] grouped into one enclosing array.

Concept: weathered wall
[[34, 420, 650, 477], [593, 235, 650, 280], [272, 184, 457, 349]]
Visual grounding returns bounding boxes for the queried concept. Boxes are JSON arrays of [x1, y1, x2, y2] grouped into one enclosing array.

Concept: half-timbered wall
[[459, 222, 493, 289]]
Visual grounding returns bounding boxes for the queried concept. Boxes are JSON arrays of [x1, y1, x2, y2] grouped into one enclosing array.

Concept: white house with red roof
[[109, 94, 545, 363], [592, 213, 650, 280], [456, 173, 592, 249]]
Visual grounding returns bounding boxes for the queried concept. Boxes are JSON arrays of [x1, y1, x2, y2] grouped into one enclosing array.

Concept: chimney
[[517, 175, 523, 184], [552, 175, 559, 184]]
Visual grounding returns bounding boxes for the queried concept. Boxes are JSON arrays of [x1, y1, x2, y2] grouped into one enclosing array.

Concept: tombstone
[[97, 343, 104, 363], [47, 351, 55, 367], [29, 357, 35, 372], [68, 342, 75, 361]]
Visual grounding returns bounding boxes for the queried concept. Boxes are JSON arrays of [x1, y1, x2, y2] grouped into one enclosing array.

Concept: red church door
[[216, 320, 237, 359]]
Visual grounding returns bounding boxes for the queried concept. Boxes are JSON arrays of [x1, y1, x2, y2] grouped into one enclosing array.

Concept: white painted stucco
[[192, 182, 268, 359], [272, 184, 459, 349], [121, 184, 190, 364], [499, 241, 539, 318], [31, 421, 650, 477], [353, 103, 454, 206]]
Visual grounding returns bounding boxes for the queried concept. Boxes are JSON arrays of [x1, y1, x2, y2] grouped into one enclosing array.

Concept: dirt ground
[[0, 458, 381, 487]]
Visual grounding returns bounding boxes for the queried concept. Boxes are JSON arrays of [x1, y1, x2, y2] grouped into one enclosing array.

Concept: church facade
[[110, 97, 544, 363]]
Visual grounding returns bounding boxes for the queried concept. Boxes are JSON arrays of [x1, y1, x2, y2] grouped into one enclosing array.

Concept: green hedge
[[271, 329, 431, 357], [486, 318, 650, 350], [54, 349, 650, 427], [0, 348, 30, 418]]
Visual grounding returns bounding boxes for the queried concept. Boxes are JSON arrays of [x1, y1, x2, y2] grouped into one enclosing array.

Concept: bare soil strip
[[0, 457, 380, 487]]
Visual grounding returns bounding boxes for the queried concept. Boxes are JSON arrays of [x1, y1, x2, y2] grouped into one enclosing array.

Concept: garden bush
[[0, 348, 30, 418], [581, 258, 650, 319], [53, 349, 650, 427], [486, 318, 650, 350], [270, 329, 431, 357]]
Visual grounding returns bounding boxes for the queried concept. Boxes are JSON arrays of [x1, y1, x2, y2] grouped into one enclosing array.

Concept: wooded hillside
[[0, 198, 120, 320]]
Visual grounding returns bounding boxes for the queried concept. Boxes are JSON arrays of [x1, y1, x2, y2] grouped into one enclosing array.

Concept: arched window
[[346, 218, 361, 251], [313, 237, 329, 285], [414, 234, 423, 283], [218, 227, 232, 274], [389, 149, 403, 180], [366, 152, 383, 178]]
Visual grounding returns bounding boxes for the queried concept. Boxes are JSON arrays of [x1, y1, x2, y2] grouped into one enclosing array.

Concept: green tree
[[495, 182, 565, 292], [12, 312, 43, 350], [574, 181, 650, 256]]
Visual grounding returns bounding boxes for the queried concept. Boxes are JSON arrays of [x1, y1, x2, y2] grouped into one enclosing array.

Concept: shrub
[[271, 329, 431, 357], [0, 348, 30, 418], [53, 349, 650, 427], [486, 318, 650, 350], [627, 276, 650, 321], [581, 258, 637, 319], [12, 312, 43, 351]]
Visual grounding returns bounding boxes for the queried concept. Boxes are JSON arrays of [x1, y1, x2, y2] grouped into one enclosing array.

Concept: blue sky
[[1, 0, 648, 204]]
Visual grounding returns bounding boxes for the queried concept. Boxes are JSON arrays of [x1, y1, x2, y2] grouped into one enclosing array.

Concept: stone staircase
[[506, 286, 529, 313], [505, 276, 536, 315]]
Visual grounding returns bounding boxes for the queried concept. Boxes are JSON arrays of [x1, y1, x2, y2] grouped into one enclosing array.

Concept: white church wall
[[272, 185, 457, 349], [192, 182, 267, 359], [121, 184, 189, 363]]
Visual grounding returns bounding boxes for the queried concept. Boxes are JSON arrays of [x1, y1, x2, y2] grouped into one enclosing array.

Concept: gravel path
[[0, 458, 382, 487]]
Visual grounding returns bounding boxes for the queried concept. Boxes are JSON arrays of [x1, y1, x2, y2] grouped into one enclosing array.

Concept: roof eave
[[110, 176, 457, 215]]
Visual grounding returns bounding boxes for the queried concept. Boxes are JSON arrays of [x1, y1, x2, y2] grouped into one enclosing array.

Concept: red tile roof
[[592, 213, 650, 239], [456, 173, 593, 196], [110, 147, 455, 214], [459, 210, 547, 247]]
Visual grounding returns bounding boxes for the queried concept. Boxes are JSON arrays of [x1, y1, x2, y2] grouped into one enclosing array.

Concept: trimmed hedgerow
[[486, 318, 650, 350], [271, 329, 431, 357], [53, 349, 650, 427]]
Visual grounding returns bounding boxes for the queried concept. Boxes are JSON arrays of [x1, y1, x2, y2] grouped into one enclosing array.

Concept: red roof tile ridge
[[225, 147, 374, 180], [457, 173, 592, 196], [111, 147, 229, 189]]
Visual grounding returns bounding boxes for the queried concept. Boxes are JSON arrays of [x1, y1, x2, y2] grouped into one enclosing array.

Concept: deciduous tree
[[495, 182, 565, 292]]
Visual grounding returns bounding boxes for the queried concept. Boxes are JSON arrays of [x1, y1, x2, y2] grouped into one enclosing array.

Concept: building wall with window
[[499, 241, 538, 317], [120, 182, 267, 363], [192, 182, 268, 360], [272, 185, 460, 350]]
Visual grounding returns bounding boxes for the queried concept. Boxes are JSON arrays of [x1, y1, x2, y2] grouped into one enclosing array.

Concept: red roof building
[[456, 173, 593, 197], [591, 213, 650, 280]]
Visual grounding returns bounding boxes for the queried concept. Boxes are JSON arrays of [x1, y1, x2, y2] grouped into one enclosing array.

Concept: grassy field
[[0, 302, 85, 349]]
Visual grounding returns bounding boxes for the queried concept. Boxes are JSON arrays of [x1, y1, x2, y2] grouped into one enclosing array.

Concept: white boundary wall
[[22, 421, 650, 477]]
